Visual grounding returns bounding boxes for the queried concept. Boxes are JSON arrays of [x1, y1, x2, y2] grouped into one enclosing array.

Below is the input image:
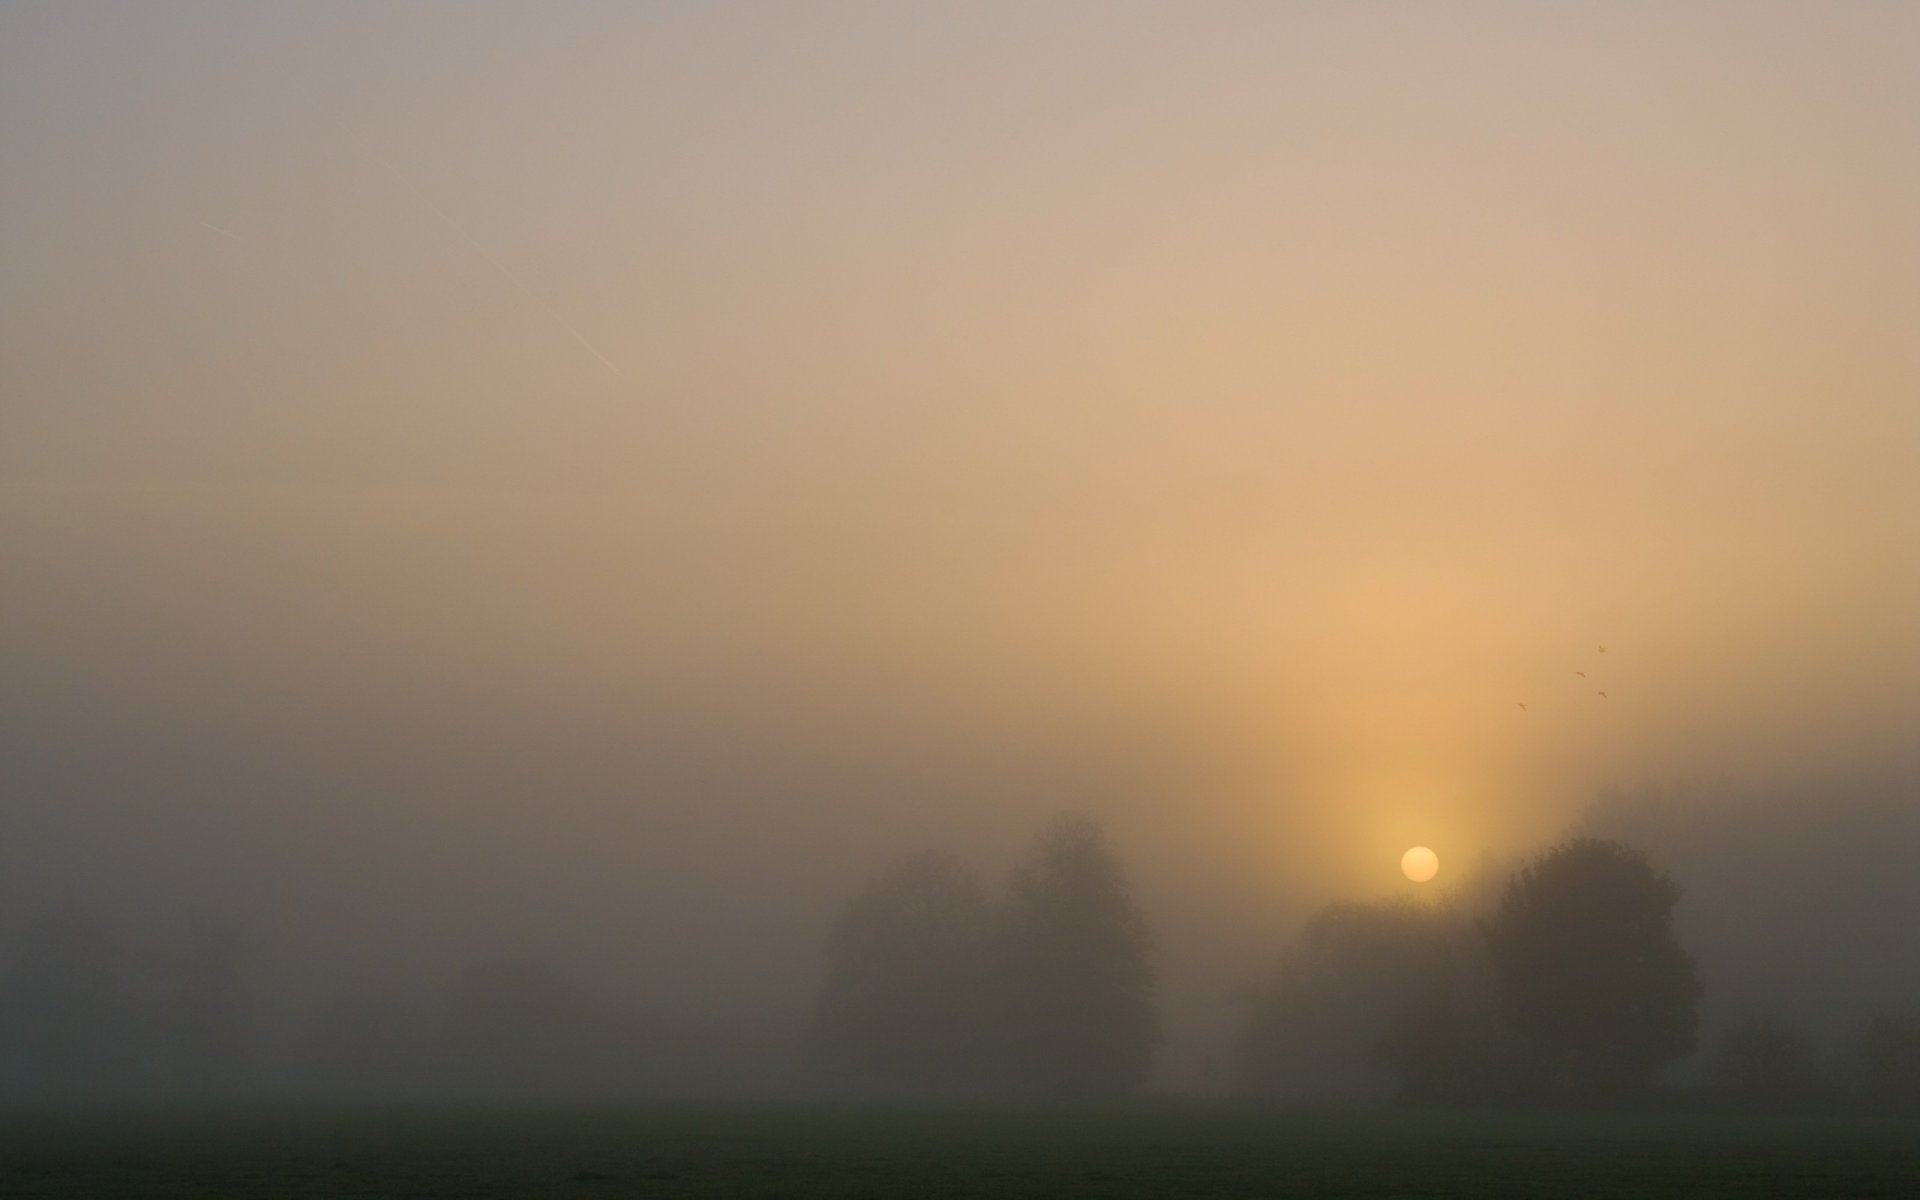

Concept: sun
[[1401, 846, 1439, 883]]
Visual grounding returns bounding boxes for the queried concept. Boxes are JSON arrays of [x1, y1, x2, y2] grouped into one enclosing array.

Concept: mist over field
[[2, 1, 1916, 1108]]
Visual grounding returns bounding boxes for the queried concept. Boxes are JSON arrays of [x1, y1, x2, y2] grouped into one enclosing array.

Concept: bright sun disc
[[1401, 846, 1439, 882]]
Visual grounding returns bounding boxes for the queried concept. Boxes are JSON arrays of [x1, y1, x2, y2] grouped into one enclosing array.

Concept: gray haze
[[2, 2, 1917, 1099]]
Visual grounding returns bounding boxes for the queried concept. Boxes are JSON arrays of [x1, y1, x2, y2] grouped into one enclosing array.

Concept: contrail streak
[[199, 220, 243, 240], [393, 175, 619, 375]]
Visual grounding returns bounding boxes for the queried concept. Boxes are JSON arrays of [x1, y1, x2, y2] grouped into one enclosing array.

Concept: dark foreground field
[[1, 1104, 1916, 1198]]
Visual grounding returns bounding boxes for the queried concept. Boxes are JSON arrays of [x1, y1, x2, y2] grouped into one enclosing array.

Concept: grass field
[[1, 1103, 1916, 1198]]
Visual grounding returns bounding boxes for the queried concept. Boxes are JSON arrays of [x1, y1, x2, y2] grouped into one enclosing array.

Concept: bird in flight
[[1574, 670, 1586, 678], [1596, 691, 1608, 700], [1517, 702, 1530, 712]]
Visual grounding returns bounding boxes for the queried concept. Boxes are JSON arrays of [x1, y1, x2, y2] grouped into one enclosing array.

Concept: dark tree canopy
[[1481, 837, 1699, 1099], [997, 813, 1159, 1097], [1236, 898, 1454, 1097], [809, 850, 995, 1094], [811, 815, 1159, 1098]]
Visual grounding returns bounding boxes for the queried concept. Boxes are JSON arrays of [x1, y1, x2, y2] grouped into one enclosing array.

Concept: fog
[[1, 2, 1916, 1102]]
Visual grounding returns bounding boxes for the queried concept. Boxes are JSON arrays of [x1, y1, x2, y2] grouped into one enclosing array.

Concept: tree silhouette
[[1236, 898, 1453, 1097], [1372, 990, 1527, 1103], [1234, 894, 1526, 1102], [997, 813, 1158, 1097], [1481, 837, 1699, 1100], [809, 850, 995, 1094]]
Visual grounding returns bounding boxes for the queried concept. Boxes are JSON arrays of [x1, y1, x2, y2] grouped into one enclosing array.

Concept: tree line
[[817, 825, 1920, 1110], [6, 818, 1920, 1105]]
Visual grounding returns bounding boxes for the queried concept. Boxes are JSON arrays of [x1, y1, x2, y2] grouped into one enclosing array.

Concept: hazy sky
[[2, 2, 1916, 1051]]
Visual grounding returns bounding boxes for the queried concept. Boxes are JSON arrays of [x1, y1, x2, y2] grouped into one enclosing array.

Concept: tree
[[809, 850, 995, 1094], [1234, 895, 1525, 1102], [997, 813, 1158, 1097], [1481, 837, 1699, 1100], [1236, 898, 1452, 1097], [1372, 990, 1528, 1104]]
